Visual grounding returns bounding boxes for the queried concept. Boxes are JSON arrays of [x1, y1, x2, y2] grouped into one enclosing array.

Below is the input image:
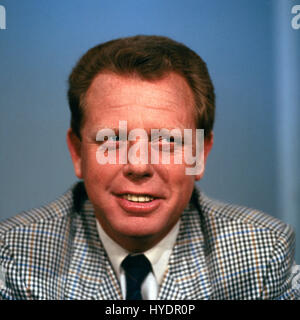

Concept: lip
[[114, 194, 162, 214], [113, 190, 164, 199]]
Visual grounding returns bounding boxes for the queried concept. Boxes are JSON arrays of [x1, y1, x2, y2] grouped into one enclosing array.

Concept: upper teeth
[[122, 194, 154, 202]]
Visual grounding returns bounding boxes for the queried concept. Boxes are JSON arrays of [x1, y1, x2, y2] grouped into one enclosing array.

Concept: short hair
[[67, 35, 215, 138]]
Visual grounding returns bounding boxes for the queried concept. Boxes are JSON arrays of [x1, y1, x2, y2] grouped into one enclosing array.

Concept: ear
[[66, 128, 83, 179], [195, 131, 214, 181]]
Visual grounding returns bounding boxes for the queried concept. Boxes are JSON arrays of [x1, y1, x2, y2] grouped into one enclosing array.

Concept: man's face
[[67, 72, 212, 251]]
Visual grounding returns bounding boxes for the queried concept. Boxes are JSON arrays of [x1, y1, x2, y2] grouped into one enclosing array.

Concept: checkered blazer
[[0, 182, 298, 300]]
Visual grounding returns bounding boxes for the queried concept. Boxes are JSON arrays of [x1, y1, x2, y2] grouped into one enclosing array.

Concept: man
[[0, 35, 298, 300]]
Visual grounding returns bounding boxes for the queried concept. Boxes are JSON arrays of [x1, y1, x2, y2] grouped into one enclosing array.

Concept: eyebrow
[[93, 127, 188, 134], [87, 121, 196, 137]]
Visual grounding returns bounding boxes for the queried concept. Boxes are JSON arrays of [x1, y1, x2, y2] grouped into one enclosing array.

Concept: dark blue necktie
[[121, 254, 152, 300]]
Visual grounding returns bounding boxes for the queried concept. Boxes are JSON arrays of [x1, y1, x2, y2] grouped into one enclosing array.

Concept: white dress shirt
[[96, 219, 180, 300]]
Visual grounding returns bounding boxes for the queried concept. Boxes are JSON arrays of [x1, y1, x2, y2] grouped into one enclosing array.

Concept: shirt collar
[[96, 219, 180, 285]]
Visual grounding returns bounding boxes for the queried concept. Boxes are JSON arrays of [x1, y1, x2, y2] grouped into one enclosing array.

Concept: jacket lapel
[[158, 201, 212, 300], [64, 199, 122, 300]]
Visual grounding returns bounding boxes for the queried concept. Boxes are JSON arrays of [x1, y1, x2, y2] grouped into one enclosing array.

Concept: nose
[[122, 137, 154, 181], [122, 162, 154, 181]]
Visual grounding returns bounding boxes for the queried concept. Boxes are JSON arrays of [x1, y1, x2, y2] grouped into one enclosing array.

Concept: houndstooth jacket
[[0, 182, 298, 300]]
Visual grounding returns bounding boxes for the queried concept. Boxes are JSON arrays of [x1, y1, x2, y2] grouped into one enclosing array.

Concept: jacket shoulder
[[196, 190, 294, 238], [192, 188, 296, 299], [0, 182, 90, 300], [0, 183, 84, 238]]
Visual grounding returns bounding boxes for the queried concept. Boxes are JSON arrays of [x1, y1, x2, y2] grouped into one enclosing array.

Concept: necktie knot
[[121, 254, 152, 300]]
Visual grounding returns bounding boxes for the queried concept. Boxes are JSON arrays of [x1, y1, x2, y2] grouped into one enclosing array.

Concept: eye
[[162, 136, 174, 143], [159, 136, 176, 144], [105, 135, 120, 142], [99, 135, 121, 150]]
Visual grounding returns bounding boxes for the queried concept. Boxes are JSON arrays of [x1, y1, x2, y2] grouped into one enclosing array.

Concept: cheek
[[172, 165, 195, 190], [81, 145, 110, 181], [81, 146, 97, 175], [160, 163, 195, 189], [81, 145, 124, 188]]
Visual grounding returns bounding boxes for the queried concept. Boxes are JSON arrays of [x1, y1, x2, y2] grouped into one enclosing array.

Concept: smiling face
[[67, 72, 213, 252]]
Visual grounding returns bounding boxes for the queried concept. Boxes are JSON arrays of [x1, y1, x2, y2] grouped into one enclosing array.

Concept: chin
[[117, 217, 170, 239]]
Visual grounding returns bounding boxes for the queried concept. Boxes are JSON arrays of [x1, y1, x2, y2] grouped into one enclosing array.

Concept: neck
[[95, 216, 172, 253], [106, 228, 164, 253], [115, 235, 162, 253]]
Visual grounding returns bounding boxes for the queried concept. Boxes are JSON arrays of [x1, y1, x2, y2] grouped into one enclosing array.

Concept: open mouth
[[114, 192, 161, 214], [121, 194, 155, 203]]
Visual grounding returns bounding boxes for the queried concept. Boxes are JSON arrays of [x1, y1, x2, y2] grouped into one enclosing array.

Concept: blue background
[[0, 0, 299, 262]]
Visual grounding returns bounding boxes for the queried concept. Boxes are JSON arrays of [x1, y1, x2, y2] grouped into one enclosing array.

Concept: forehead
[[83, 72, 196, 130]]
